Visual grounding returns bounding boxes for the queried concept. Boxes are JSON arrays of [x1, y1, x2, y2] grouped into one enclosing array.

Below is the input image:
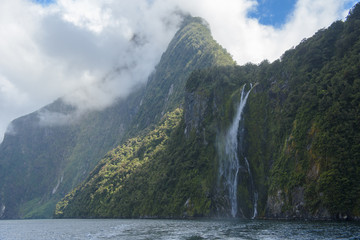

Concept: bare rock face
[[184, 92, 207, 138], [265, 187, 331, 220], [266, 190, 287, 218], [0, 203, 5, 218]]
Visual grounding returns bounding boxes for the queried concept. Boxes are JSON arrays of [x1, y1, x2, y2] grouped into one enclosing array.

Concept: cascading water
[[245, 157, 258, 219], [218, 83, 257, 218]]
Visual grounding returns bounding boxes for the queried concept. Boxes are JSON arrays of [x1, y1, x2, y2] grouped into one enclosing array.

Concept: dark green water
[[0, 219, 359, 239]]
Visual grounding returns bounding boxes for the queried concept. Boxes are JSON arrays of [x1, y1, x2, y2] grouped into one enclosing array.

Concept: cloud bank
[[0, 0, 357, 142]]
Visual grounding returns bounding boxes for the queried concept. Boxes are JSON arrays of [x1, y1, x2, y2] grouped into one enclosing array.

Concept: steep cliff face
[[127, 17, 235, 137], [245, 5, 360, 219], [184, 66, 259, 218]]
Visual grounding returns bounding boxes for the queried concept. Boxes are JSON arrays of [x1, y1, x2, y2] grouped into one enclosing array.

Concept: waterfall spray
[[218, 83, 257, 218]]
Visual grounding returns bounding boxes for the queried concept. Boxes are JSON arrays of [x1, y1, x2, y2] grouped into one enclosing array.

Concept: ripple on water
[[0, 219, 359, 240]]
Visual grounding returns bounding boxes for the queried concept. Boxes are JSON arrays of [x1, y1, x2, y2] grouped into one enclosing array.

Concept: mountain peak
[[127, 15, 235, 135]]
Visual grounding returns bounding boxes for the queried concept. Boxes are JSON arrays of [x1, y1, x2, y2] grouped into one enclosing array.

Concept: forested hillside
[[56, 4, 360, 220]]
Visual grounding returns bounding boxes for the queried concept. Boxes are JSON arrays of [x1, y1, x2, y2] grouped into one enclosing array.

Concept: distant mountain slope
[[0, 89, 143, 219], [0, 16, 234, 219], [56, 4, 360, 220]]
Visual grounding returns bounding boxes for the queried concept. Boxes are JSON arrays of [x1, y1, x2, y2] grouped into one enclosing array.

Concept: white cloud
[[0, 0, 181, 141], [166, 0, 357, 64], [0, 0, 357, 142], [57, 0, 114, 33], [0, 74, 29, 138]]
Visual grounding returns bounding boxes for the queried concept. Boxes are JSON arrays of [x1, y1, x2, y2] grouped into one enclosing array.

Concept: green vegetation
[[56, 4, 360, 219], [55, 108, 216, 218], [263, 4, 360, 218]]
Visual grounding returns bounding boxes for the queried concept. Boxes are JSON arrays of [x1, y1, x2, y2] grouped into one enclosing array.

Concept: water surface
[[0, 219, 359, 240]]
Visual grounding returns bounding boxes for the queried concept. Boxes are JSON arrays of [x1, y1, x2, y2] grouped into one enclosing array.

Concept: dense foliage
[[56, 109, 193, 217], [236, 3, 360, 219]]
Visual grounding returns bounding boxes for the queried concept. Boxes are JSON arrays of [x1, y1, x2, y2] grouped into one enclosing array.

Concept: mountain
[[0, 16, 234, 219], [126, 17, 235, 136], [56, 4, 360, 220]]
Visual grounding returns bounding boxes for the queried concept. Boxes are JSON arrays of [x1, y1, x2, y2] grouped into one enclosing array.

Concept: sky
[[0, 0, 359, 142]]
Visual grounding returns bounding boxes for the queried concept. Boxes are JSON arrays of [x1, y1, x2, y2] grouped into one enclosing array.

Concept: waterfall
[[245, 157, 258, 219], [218, 83, 257, 218]]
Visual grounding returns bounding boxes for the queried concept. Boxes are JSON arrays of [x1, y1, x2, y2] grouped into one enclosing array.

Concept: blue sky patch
[[32, 0, 55, 6], [248, 0, 297, 28], [345, 0, 360, 11]]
